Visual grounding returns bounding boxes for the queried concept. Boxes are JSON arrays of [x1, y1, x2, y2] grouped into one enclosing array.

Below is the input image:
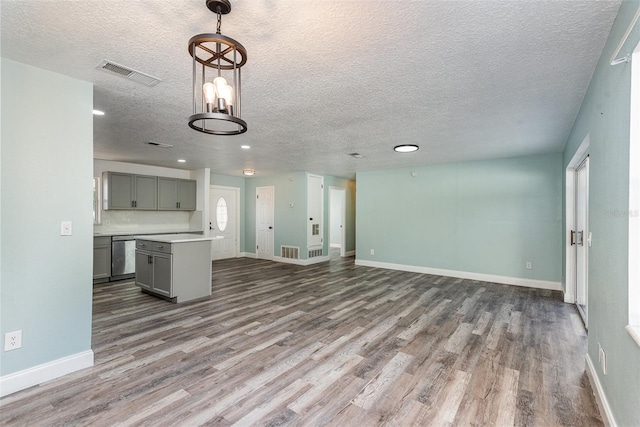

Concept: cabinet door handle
[[140, 243, 146, 247], [148, 255, 153, 264], [156, 245, 164, 249]]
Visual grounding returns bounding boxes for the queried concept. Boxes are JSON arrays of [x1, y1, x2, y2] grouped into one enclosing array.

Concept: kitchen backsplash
[[94, 210, 203, 233]]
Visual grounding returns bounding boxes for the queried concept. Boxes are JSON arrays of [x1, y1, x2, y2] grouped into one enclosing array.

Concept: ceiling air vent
[[145, 141, 173, 148], [97, 60, 162, 87]]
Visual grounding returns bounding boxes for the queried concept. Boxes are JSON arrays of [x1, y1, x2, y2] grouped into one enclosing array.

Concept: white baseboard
[[330, 243, 342, 248], [585, 354, 617, 427], [273, 255, 331, 266], [0, 350, 94, 397], [354, 259, 562, 291], [239, 252, 257, 259], [345, 250, 355, 257]]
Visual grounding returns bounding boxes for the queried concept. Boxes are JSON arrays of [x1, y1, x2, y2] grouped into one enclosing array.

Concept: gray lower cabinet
[[135, 239, 211, 303], [135, 249, 172, 297], [93, 236, 112, 282]]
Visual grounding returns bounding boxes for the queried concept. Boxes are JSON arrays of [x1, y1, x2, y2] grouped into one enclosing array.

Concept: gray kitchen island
[[134, 233, 219, 303]]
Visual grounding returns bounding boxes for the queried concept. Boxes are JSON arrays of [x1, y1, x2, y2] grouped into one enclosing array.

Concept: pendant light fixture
[[188, 0, 247, 135]]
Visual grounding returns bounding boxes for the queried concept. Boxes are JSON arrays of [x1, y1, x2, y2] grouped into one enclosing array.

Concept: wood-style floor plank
[[0, 255, 602, 426]]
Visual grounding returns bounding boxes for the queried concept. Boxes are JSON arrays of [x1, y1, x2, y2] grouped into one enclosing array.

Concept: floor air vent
[[97, 60, 162, 87], [281, 246, 300, 259], [308, 248, 323, 258]]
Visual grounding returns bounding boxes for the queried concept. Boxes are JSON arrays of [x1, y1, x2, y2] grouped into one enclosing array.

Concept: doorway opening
[[329, 187, 346, 259]]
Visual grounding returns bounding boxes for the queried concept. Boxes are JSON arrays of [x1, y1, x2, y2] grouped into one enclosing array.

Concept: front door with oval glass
[[209, 186, 238, 260]]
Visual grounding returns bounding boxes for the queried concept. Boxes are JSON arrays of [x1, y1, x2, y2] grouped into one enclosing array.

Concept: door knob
[[269, 226, 273, 230]]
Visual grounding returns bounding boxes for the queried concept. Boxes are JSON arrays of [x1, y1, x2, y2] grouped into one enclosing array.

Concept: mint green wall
[[244, 172, 307, 257], [211, 173, 246, 252], [323, 176, 356, 253], [356, 154, 562, 282], [0, 59, 94, 375], [563, 1, 640, 424], [242, 173, 355, 259]]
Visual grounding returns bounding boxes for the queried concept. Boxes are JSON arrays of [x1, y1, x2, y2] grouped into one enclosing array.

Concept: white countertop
[[135, 232, 223, 243], [94, 229, 203, 237]]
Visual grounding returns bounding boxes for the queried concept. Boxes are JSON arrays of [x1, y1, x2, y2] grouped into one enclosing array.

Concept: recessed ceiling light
[[243, 169, 255, 176], [241, 145, 251, 150], [93, 109, 105, 116], [177, 159, 186, 163], [394, 144, 419, 153]]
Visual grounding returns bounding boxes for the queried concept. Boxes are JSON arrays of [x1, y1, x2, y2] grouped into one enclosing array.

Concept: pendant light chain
[[216, 9, 222, 34]]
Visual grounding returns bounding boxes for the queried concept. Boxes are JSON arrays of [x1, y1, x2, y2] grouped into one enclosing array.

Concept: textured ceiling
[[1, 0, 621, 179]]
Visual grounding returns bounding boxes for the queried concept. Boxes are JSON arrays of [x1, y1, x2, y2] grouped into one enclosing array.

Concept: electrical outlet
[[370, 249, 375, 255], [525, 261, 532, 270], [4, 330, 22, 351]]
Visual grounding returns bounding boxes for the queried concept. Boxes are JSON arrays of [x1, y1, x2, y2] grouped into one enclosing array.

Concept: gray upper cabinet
[[158, 178, 197, 211], [135, 175, 158, 209], [157, 177, 178, 210], [178, 179, 197, 211], [103, 172, 157, 210], [104, 172, 134, 209]]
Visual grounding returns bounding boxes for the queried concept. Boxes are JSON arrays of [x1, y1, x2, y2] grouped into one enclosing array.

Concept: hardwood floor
[[0, 256, 602, 426]]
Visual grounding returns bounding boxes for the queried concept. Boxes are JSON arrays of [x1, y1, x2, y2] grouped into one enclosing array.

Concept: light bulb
[[213, 76, 227, 94], [203, 82, 216, 104], [219, 84, 233, 106]]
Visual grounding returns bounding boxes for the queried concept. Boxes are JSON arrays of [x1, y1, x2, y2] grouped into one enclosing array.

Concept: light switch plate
[[60, 221, 73, 236]]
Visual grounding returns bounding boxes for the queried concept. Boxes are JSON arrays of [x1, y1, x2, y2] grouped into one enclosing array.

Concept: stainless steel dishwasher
[[111, 236, 136, 280]]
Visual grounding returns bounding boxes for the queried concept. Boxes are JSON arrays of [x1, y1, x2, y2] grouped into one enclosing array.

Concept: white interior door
[[256, 186, 274, 260], [329, 187, 346, 257], [209, 186, 238, 261], [575, 156, 589, 325]]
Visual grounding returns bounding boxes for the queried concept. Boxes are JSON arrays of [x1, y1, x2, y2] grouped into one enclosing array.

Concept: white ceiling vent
[[97, 60, 161, 86], [145, 141, 173, 148]]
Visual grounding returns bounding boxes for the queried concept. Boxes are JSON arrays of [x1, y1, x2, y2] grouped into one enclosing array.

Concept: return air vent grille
[[145, 141, 173, 148], [308, 248, 323, 258], [97, 60, 162, 87], [281, 246, 300, 260]]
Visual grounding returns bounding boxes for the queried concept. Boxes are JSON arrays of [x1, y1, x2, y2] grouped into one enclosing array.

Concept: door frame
[[329, 186, 346, 257], [564, 134, 590, 306], [210, 185, 240, 258]]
